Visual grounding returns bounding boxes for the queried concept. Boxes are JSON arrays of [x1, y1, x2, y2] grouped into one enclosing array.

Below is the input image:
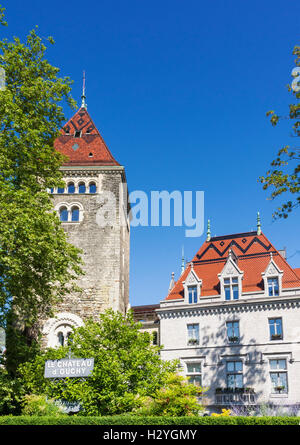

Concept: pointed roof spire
[[257, 211, 261, 236], [81, 71, 87, 109], [206, 219, 211, 242], [181, 245, 185, 275]]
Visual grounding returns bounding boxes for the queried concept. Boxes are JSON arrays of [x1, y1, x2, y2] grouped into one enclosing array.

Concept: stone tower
[[43, 98, 130, 348]]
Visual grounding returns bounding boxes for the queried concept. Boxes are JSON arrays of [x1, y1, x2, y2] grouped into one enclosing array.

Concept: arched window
[[68, 182, 75, 194], [89, 182, 97, 194], [78, 182, 86, 194], [50, 188, 54, 194], [57, 187, 65, 194], [71, 206, 80, 222], [59, 206, 68, 222], [57, 332, 64, 346]]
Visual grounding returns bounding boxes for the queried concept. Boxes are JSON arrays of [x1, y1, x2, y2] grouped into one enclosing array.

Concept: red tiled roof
[[54, 107, 120, 167], [295, 268, 300, 279], [166, 232, 300, 301]]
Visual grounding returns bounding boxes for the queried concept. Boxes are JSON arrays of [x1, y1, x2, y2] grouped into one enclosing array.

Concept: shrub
[[133, 373, 205, 417], [0, 368, 25, 415], [21, 394, 66, 417], [0, 415, 299, 425]]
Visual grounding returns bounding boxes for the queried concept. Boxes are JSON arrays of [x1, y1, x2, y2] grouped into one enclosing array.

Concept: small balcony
[[215, 388, 257, 405]]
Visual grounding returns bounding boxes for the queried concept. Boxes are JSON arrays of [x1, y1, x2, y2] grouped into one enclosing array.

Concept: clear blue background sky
[[2, 0, 300, 306]]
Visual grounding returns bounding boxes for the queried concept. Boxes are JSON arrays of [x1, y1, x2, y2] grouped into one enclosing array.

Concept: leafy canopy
[[18, 310, 178, 416], [0, 6, 83, 333], [260, 45, 300, 219]]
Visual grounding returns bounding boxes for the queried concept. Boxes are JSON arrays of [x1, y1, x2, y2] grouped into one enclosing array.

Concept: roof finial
[[206, 219, 211, 242], [257, 211, 261, 236], [81, 71, 87, 109], [181, 245, 185, 275], [169, 272, 175, 292]]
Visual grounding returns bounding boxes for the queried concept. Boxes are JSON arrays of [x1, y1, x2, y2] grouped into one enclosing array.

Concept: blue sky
[[2, 0, 300, 306]]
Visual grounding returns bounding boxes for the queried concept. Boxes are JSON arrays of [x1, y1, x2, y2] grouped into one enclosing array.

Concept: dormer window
[[262, 254, 283, 298], [218, 249, 243, 301], [267, 277, 279, 297], [183, 263, 202, 305], [188, 285, 198, 304], [224, 277, 239, 300]]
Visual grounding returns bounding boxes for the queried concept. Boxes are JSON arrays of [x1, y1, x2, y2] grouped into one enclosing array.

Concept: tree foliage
[[260, 45, 300, 218], [18, 310, 178, 416], [0, 6, 83, 353], [133, 373, 205, 417]]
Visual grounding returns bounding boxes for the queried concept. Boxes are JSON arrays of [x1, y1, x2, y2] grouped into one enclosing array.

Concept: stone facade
[[43, 107, 130, 347]]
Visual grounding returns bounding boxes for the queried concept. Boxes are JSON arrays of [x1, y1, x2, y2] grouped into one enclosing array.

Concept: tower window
[[89, 182, 96, 193], [68, 182, 75, 194], [74, 131, 81, 138], [89, 152, 93, 157], [71, 206, 80, 222], [57, 332, 64, 346], [78, 182, 86, 194], [59, 207, 68, 222]]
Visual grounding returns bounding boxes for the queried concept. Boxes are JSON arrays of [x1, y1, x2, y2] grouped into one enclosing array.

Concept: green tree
[[18, 310, 178, 415], [134, 373, 205, 417], [260, 45, 300, 218], [0, 6, 83, 371]]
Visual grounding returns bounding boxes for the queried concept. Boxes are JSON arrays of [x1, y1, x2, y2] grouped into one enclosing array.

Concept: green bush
[[0, 368, 25, 415], [133, 373, 205, 416], [0, 415, 298, 425], [21, 394, 66, 417]]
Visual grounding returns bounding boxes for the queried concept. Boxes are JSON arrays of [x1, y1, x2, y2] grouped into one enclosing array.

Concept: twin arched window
[[59, 206, 80, 222]]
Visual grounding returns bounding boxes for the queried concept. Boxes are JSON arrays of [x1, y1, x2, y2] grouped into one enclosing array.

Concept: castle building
[[158, 219, 300, 411], [43, 93, 130, 348]]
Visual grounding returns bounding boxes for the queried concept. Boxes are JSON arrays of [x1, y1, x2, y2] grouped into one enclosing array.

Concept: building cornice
[[156, 295, 300, 319]]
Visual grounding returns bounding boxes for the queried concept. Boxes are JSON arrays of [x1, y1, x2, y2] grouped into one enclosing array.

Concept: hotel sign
[[44, 358, 94, 378]]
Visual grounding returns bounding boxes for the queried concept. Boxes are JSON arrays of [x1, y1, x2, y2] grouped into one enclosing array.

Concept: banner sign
[[44, 358, 94, 378]]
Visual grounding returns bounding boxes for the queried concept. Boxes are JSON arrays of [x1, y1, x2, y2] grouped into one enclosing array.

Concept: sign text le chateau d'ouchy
[[44, 358, 94, 378]]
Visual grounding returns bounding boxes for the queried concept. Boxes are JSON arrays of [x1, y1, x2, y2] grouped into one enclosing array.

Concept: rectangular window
[[226, 321, 240, 343], [188, 285, 198, 304], [187, 323, 199, 345], [268, 277, 279, 296], [269, 318, 283, 340], [186, 362, 202, 386], [224, 277, 239, 300], [226, 361, 243, 389], [270, 359, 288, 393]]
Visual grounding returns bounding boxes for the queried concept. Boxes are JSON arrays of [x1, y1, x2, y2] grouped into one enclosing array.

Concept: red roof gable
[[166, 231, 300, 301], [54, 107, 120, 167]]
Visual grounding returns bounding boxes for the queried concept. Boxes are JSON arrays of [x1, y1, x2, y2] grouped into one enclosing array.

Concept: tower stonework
[[43, 106, 130, 347]]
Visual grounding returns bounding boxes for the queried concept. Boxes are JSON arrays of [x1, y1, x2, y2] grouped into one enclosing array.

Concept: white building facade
[[158, 229, 300, 412]]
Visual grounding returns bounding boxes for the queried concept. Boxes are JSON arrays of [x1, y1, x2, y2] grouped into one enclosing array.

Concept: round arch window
[[68, 182, 75, 194], [78, 182, 86, 194], [59, 206, 68, 222], [89, 182, 96, 194], [71, 206, 80, 222]]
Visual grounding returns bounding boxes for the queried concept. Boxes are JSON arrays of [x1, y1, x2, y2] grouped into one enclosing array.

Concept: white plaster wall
[[159, 294, 300, 407]]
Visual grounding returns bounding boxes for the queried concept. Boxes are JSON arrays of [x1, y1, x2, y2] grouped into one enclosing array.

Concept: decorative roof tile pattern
[[54, 107, 120, 167], [166, 232, 300, 301]]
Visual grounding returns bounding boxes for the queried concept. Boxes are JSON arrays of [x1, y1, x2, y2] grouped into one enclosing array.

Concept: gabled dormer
[[261, 253, 283, 297], [218, 249, 244, 301], [182, 263, 202, 304]]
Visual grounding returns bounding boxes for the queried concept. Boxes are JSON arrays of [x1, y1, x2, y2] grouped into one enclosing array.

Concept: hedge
[[0, 416, 299, 425]]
